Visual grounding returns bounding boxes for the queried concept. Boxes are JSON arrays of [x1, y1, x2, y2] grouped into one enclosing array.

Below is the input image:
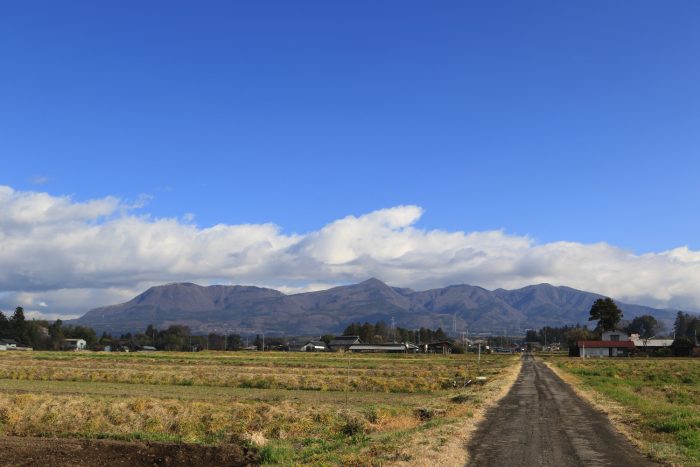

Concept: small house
[[601, 330, 626, 342], [63, 338, 87, 351], [300, 340, 327, 352], [426, 341, 454, 355], [0, 339, 18, 350], [328, 336, 361, 352]]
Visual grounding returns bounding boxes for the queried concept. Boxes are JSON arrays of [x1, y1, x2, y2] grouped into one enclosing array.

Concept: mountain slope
[[72, 279, 679, 335]]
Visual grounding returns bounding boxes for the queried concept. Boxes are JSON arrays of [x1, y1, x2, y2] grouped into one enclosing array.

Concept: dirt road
[[467, 354, 657, 467]]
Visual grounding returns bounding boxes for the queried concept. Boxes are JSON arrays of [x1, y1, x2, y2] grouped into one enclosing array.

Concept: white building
[[628, 333, 674, 349], [0, 339, 18, 350], [63, 338, 87, 351], [578, 330, 635, 357]]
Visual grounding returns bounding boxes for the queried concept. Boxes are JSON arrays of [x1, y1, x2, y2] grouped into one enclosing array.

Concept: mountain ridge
[[72, 279, 679, 335]]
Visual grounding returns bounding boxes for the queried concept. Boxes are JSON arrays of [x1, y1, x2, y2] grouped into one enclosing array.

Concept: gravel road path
[[467, 354, 657, 467]]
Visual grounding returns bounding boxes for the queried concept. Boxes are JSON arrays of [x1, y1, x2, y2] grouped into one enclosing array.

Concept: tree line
[[341, 321, 448, 344], [673, 311, 700, 349], [0, 307, 97, 350], [112, 325, 247, 351]]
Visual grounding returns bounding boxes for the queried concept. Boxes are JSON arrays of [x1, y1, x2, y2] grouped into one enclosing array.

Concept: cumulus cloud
[[1, 185, 699, 319]]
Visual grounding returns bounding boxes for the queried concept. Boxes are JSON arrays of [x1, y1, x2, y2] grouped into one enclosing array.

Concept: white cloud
[[1, 185, 699, 319], [30, 175, 49, 185], [24, 310, 81, 321]]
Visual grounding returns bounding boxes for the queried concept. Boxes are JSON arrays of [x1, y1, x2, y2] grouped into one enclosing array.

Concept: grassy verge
[[544, 357, 700, 466]]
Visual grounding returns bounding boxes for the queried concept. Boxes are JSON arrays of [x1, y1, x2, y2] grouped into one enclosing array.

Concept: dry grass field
[[0, 350, 520, 466], [547, 357, 700, 467]]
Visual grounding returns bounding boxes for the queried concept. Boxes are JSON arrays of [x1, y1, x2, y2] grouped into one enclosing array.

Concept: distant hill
[[72, 278, 679, 336]]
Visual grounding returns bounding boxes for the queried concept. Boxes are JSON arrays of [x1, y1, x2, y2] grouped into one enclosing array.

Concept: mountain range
[[72, 278, 679, 336]]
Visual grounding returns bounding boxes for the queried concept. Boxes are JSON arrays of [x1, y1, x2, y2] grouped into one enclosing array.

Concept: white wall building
[[63, 338, 87, 351]]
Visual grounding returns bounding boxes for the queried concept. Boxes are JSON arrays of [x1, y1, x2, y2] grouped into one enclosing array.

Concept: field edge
[[542, 359, 667, 466], [390, 355, 524, 466]]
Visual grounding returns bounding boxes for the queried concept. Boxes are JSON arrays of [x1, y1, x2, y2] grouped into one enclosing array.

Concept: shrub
[[340, 414, 366, 437]]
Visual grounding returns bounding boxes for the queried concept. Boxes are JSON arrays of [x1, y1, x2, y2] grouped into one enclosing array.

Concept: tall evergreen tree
[[0, 311, 9, 337], [674, 311, 688, 338], [10, 307, 27, 342], [626, 315, 660, 340], [588, 298, 623, 332]]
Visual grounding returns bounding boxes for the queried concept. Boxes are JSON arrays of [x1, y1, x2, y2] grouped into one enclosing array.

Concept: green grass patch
[[549, 357, 700, 466]]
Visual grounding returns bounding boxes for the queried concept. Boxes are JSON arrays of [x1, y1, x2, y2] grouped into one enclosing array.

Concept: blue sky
[[2, 1, 699, 252], [2, 2, 700, 317]]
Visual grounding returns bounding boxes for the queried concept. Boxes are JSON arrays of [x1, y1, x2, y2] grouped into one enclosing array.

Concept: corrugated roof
[[329, 336, 361, 345], [630, 339, 674, 347], [349, 344, 407, 351], [302, 341, 326, 347]]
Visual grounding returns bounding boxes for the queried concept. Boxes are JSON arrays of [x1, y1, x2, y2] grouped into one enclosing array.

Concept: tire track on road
[[466, 354, 657, 466]]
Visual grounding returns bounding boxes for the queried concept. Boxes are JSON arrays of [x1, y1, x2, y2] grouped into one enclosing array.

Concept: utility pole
[[477, 342, 482, 376], [345, 352, 350, 410]]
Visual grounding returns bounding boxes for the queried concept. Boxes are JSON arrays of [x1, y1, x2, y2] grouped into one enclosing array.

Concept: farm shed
[[300, 340, 327, 352], [328, 336, 361, 351], [348, 343, 419, 353], [0, 339, 18, 350], [426, 341, 454, 355], [628, 334, 674, 349], [63, 338, 87, 351]]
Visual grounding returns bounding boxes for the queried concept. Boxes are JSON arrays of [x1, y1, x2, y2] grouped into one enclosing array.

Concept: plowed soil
[[0, 436, 259, 467]]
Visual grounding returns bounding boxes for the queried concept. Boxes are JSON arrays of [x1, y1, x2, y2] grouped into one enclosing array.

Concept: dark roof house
[[426, 341, 454, 354], [328, 336, 361, 351]]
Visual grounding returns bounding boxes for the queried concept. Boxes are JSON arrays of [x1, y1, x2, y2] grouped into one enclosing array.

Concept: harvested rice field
[[0, 350, 521, 466]]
